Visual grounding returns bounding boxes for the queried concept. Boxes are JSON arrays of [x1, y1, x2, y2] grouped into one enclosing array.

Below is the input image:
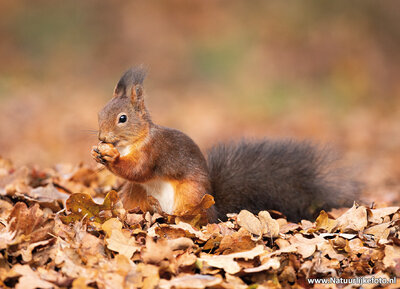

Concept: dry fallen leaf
[[243, 257, 280, 273], [168, 237, 194, 251], [199, 245, 265, 274], [170, 221, 208, 241], [315, 210, 338, 233], [61, 190, 119, 224], [383, 245, 400, 269], [159, 274, 222, 289], [27, 183, 69, 210], [217, 228, 255, 254], [318, 241, 345, 261], [20, 239, 53, 262], [102, 218, 140, 259], [1, 160, 400, 289], [175, 194, 215, 227], [13, 264, 55, 289], [364, 222, 391, 240], [288, 234, 321, 258], [336, 204, 368, 232], [368, 207, 400, 224], [237, 210, 262, 236], [142, 237, 174, 264], [258, 210, 280, 238], [78, 231, 105, 265], [345, 238, 369, 254], [7, 202, 54, 244]]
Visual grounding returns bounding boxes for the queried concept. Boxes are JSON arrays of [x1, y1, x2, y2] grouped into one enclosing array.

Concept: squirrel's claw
[[99, 156, 107, 165], [91, 146, 104, 164]]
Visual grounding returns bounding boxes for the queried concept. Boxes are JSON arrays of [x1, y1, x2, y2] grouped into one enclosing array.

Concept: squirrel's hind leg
[[119, 181, 157, 213], [173, 179, 217, 223]]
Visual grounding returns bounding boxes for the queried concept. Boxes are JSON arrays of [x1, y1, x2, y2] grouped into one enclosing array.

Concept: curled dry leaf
[[315, 210, 338, 233], [258, 211, 280, 238], [0, 199, 13, 219], [126, 213, 144, 227], [8, 203, 44, 235], [26, 183, 69, 210], [0, 225, 16, 250], [153, 224, 193, 239], [168, 237, 194, 251], [318, 242, 345, 261], [7, 202, 54, 244], [137, 263, 160, 289], [300, 219, 314, 231], [217, 228, 255, 254], [237, 210, 262, 236], [199, 254, 241, 275], [345, 238, 369, 254], [176, 251, 197, 268], [171, 222, 208, 241], [279, 222, 300, 234], [175, 194, 215, 227], [141, 237, 193, 264], [336, 204, 368, 232], [313, 256, 340, 276], [368, 207, 400, 224], [20, 239, 53, 262]]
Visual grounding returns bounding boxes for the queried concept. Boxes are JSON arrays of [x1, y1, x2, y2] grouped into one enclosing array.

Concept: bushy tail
[[207, 139, 361, 222]]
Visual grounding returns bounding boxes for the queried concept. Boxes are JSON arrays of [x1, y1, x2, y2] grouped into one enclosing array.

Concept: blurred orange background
[[0, 1, 399, 204]]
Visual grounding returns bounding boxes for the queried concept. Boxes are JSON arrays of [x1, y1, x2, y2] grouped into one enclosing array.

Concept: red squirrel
[[91, 67, 360, 222]]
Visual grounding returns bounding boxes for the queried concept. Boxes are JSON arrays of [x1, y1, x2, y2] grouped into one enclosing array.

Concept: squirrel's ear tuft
[[113, 66, 147, 98], [131, 84, 143, 98]]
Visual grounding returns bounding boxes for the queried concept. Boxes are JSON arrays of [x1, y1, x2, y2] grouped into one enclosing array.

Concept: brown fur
[[119, 182, 153, 212], [93, 126, 214, 219], [92, 67, 214, 219], [93, 67, 360, 223]]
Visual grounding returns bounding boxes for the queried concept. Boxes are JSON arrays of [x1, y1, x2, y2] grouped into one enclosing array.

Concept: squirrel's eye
[[118, 114, 127, 123]]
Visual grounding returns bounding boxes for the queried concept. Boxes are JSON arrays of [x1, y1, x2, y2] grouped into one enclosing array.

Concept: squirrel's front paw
[[91, 142, 120, 165]]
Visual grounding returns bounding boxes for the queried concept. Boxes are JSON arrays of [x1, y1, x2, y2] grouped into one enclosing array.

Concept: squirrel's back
[[207, 139, 360, 221]]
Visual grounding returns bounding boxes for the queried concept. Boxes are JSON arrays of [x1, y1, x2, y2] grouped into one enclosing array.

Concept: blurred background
[[0, 1, 399, 204]]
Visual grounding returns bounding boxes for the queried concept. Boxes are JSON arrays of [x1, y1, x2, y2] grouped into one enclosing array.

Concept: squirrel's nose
[[98, 132, 115, 143], [98, 133, 106, 142]]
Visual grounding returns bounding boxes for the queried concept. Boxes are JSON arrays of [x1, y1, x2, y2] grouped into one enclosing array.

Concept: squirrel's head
[[97, 67, 151, 147]]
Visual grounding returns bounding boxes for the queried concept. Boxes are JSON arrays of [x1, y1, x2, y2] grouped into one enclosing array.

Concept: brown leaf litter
[[0, 158, 399, 288]]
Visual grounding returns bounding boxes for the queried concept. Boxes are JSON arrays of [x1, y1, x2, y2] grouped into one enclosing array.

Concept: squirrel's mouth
[[99, 140, 119, 147]]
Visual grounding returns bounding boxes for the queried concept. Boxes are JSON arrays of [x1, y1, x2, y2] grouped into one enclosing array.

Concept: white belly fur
[[117, 145, 132, 157], [141, 180, 175, 214]]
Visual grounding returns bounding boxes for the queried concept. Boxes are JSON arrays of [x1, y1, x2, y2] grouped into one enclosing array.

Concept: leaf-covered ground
[[0, 159, 399, 289]]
